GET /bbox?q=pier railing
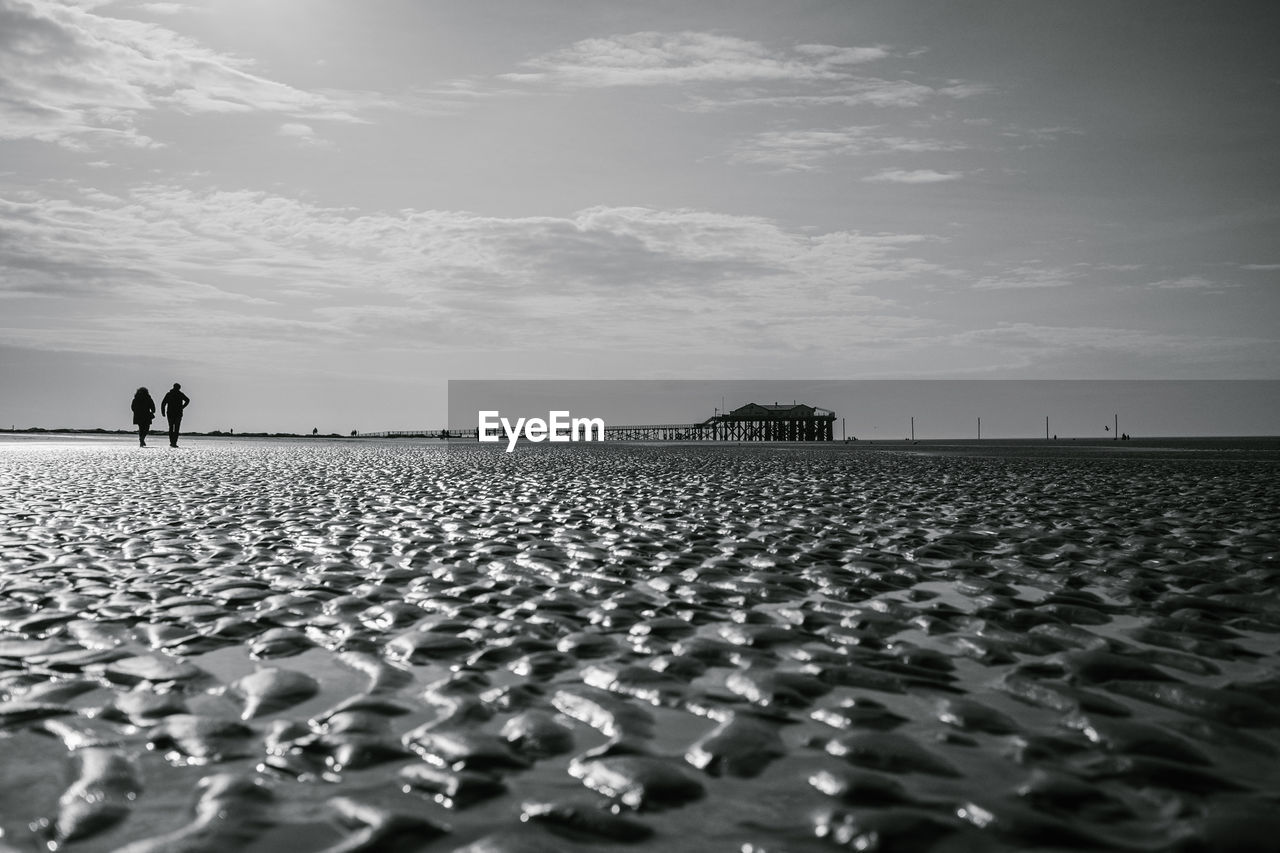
[603,412,834,441]
[357,429,480,439]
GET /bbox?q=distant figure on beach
[131,387,155,447]
[161,383,190,448]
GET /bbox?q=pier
[361,402,837,443]
[358,429,479,439]
[605,402,836,442]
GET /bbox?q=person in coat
[161,383,190,448]
[131,387,155,447]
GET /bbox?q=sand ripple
[0,439,1278,851]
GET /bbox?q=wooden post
[978,417,981,440]
[910,417,915,441]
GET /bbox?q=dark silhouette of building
[604,402,836,442]
[715,402,836,441]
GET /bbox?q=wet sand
[1,436,1278,852]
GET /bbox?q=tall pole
[978,417,981,440]
[910,417,915,441]
[842,418,846,441]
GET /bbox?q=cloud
[949,322,1277,374]
[277,122,333,149]
[728,126,968,171]
[5,184,1271,380]
[0,183,946,365]
[938,82,993,99]
[0,0,374,148]
[971,265,1081,290]
[686,80,943,111]
[1000,125,1082,143]
[501,32,889,88]
[864,168,964,184]
[1146,275,1236,291]
[497,31,988,116]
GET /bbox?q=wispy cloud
[0,183,946,363]
[1146,275,1237,291]
[999,125,1084,146]
[497,31,988,116]
[689,80,990,112]
[501,32,889,88]
[5,183,1271,379]
[864,168,964,184]
[950,322,1277,374]
[277,122,334,149]
[972,264,1080,290]
[728,126,968,172]
[0,0,377,149]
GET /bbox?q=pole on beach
[910,417,915,441]
[842,418,846,441]
[978,417,981,440]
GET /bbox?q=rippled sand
[1,437,1278,852]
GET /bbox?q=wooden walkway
[603,415,833,441]
[358,429,479,439]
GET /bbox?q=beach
[1,436,1278,852]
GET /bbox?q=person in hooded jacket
[131,387,155,447]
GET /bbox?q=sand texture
[1,437,1278,852]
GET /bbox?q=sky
[1,0,1278,433]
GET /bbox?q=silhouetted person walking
[131,387,155,447]
[161,383,190,447]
